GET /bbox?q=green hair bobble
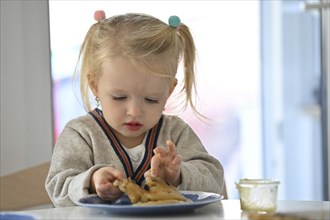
[168,15,181,28]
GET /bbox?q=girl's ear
[169,78,178,95]
[88,73,98,96]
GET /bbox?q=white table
[2,200,330,219]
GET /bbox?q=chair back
[0,162,53,211]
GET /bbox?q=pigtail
[176,24,206,119]
[178,24,196,106]
[74,24,95,111]
[74,12,105,112]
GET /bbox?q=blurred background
[1,0,329,201]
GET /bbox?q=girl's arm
[45,123,111,207]
[167,117,225,194]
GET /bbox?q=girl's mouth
[125,122,142,131]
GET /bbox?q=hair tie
[168,15,181,28]
[94,10,106,22]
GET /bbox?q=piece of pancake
[114,176,189,205]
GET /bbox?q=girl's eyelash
[112,96,158,103]
[113,96,126,101]
[145,98,159,103]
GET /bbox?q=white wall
[0,0,53,175]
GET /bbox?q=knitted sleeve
[160,116,225,194]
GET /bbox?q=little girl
[46,10,224,207]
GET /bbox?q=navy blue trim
[89,109,133,178]
[89,109,164,185]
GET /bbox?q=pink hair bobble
[94,10,106,22]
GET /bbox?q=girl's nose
[127,101,143,117]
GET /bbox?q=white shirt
[123,139,146,172]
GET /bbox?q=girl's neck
[114,130,146,148]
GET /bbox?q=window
[261,0,327,200]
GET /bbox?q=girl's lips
[125,122,142,131]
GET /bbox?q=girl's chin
[121,130,146,138]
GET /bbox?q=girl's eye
[145,98,159,104]
[113,96,126,101]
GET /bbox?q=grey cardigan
[45,109,224,207]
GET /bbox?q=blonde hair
[75,13,200,117]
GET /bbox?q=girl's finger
[166,140,175,152]
[150,154,161,176]
[144,170,151,178]
[109,167,126,177]
[172,154,183,165]
[166,140,176,157]
[153,146,167,156]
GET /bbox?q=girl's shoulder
[160,115,202,146]
[161,114,190,130]
[64,112,98,131]
[55,113,100,144]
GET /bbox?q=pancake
[114,176,189,205]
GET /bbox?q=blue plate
[77,191,223,215]
[0,213,36,220]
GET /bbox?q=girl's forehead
[100,58,172,89]
[101,58,148,77]
[101,57,172,79]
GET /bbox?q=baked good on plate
[114,176,189,205]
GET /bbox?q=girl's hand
[144,140,182,186]
[90,166,126,201]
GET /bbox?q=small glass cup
[235,178,280,214]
